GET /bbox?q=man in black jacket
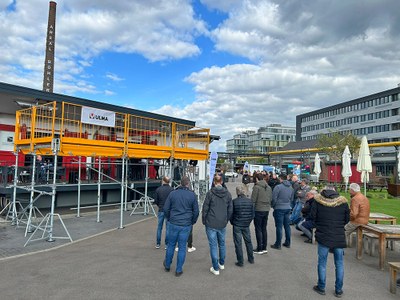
[231,185,255,267]
[203,174,233,275]
[311,186,350,298]
[154,176,173,249]
[296,190,317,243]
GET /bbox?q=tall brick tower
[43,1,57,92]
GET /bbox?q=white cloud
[104,90,115,96]
[0,0,207,94]
[2,0,400,154]
[106,73,124,82]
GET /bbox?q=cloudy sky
[1,0,400,152]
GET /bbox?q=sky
[1,0,400,152]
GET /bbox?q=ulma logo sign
[89,113,109,121]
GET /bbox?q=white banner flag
[209,151,218,188]
[81,106,116,127]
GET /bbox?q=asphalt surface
[0,179,399,299]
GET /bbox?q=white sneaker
[218,263,225,270]
[262,250,268,254]
[210,267,220,275]
[188,246,196,253]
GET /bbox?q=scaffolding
[11,101,210,245]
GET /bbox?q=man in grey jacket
[251,173,272,254]
[203,174,233,275]
[271,174,294,250]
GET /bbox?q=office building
[226,124,296,154]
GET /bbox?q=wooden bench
[389,262,400,294]
[367,179,388,192]
[362,232,395,256]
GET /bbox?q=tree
[316,131,361,183]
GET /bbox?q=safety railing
[14,101,210,160]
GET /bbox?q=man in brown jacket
[344,183,370,246]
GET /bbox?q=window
[361,115,366,122]
[392,123,400,130]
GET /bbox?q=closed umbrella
[357,136,372,195]
[397,150,400,181]
[341,145,352,192]
[313,153,321,182]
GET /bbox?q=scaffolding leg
[24,213,72,247]
[129,196,156,216]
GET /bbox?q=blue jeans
[233,225,254,264]
[317,243,344,293]
[289,201,303,224]
[205,226,226,270]
[254,211,269,251]
[272,209,291,246]
[164,223,191,273]
[297,219,314,240]
[156,211,168,246]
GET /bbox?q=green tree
[316,131,361,184]
[316,131,360,162]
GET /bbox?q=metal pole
[124,158,128,211]
[12,151,19,225]
[119,156,125,229]
[97,157,101,223]
[47,147,58,242]
[77,156,81,217]
[144,159,149,214]
[26,153,37,234]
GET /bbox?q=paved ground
[0,179,399,299]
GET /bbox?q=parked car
[225,170,238,178]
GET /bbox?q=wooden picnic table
[356,223,400,270]
[369,212,397,225]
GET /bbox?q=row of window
[302,109,395,132]
[301,93,399,123]
[302,124,395,141]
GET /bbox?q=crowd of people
[153,170,371,298]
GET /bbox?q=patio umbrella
[397,150,400,181]
[341,145,352,192]
[357,136,372,195]
[313,153,321,182]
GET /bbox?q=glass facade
[226,125,295,154]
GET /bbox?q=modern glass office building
[226,124,296,154]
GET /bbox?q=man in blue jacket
[271,174,294,250]
[163,176,199,277]
[231,185,255,267]
[203,174,233,275]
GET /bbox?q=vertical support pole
[119,156,125,229]
[12,151,19,225]
[96,157,101,223]
[144,159,149,215]
[26,152,37,234]
[124,158,128,211]
[169,157,174,182]
[47,144,58,242]
[77,156,81,217]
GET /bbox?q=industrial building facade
[295,86,400,178]
[296,86,400,144]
